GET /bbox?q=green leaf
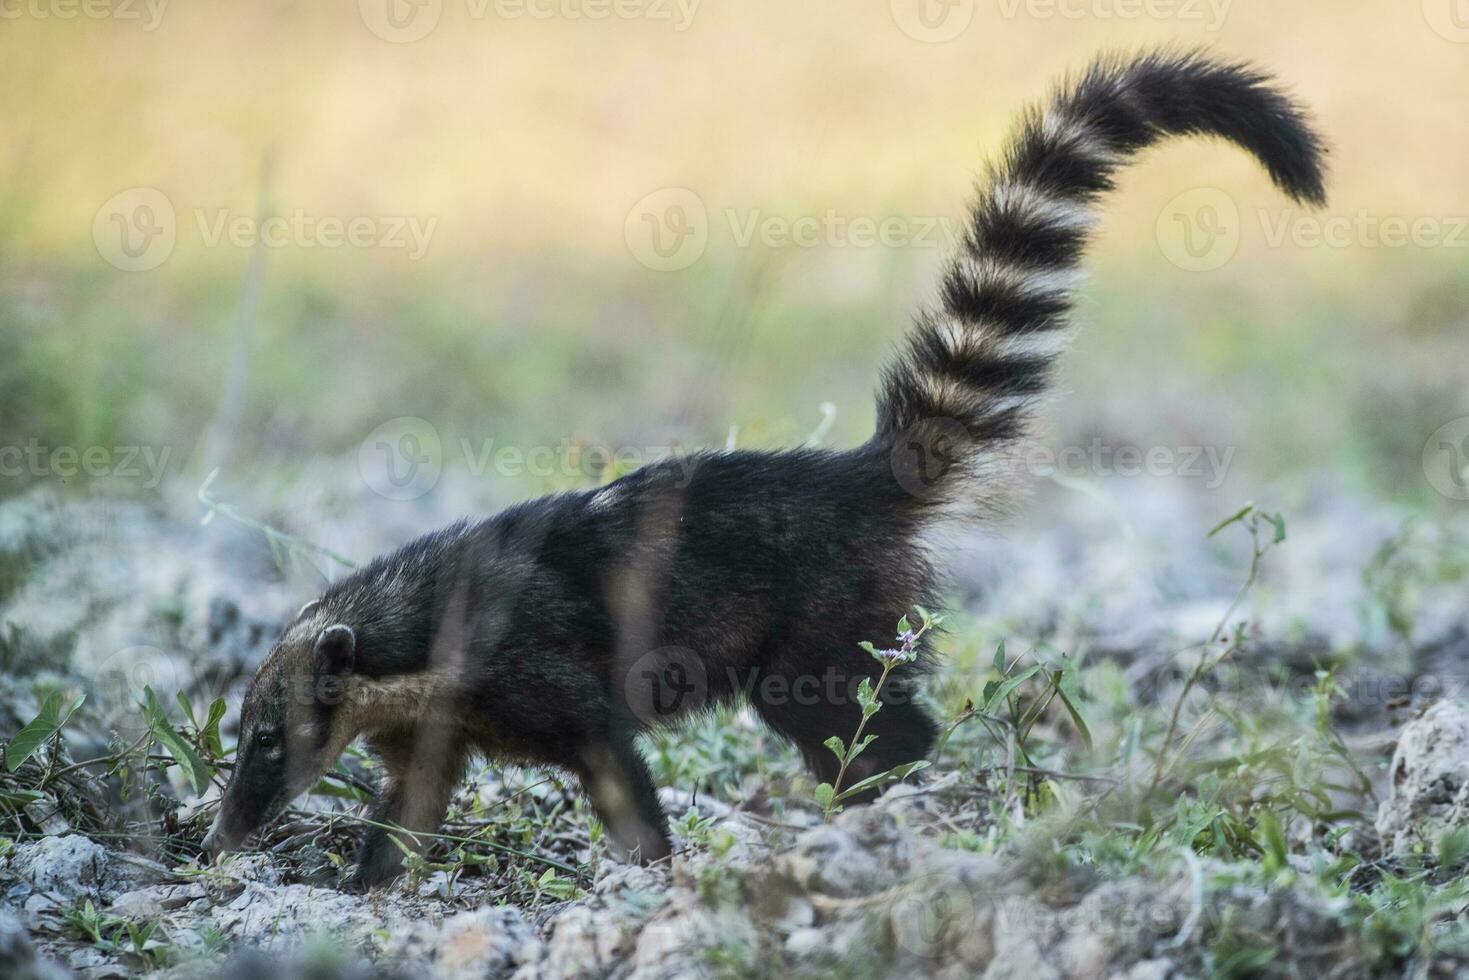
[309,777,365,800]
[982,664,1042,714]
[896,614,911,635]
[823,736,846,765]
[140,688,212,795]
[834,760,929,803]
[0,788,46,807]
[991,641,1007,674]
[814,782,835,810]
[1172,807,1220,850]
[1207,503,1254,538]
[1258,808,1288,874]
[175,692,198,729]
[536,869,580,901]
[1269,512,1288,544]
[203,698,227,758]
[6,691,86,772]
[846,734,877,765]
[1053,665,1093,751]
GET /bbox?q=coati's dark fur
[204,49,1326,887]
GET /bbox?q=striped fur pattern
[877,50,1325,520]
[205,49,1327,888]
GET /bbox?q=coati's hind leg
[751,672,937,801]
[576,725,671,864]
[348,726,468,890]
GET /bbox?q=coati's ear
[297,599,323,620]
[312,625,356,676]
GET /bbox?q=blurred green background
[1,0,1466,516]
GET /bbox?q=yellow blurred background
[2,0,1466,511]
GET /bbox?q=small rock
[783,927,825,958]
[1116,959,1175,980]
[7,836,113,902]
[779,822,894,898]
[541,905,626,977]
[1377,700,1469,853]
[107,889,164,919]
[108,883,206,919]
[214,852,282,886]
[405,907,542,979]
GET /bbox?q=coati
[202,49,1326,888]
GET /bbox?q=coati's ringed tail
[876,49,1325,514]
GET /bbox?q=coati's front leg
[348,726,468,890]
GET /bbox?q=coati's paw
[343,849,404,891]
[630,834,674,866]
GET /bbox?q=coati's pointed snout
[201,798,248,860]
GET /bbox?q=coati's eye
[256,730,278,748]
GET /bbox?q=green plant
[1147,504,1287,798]
[814,608,936,819]
[63,900,172,970]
